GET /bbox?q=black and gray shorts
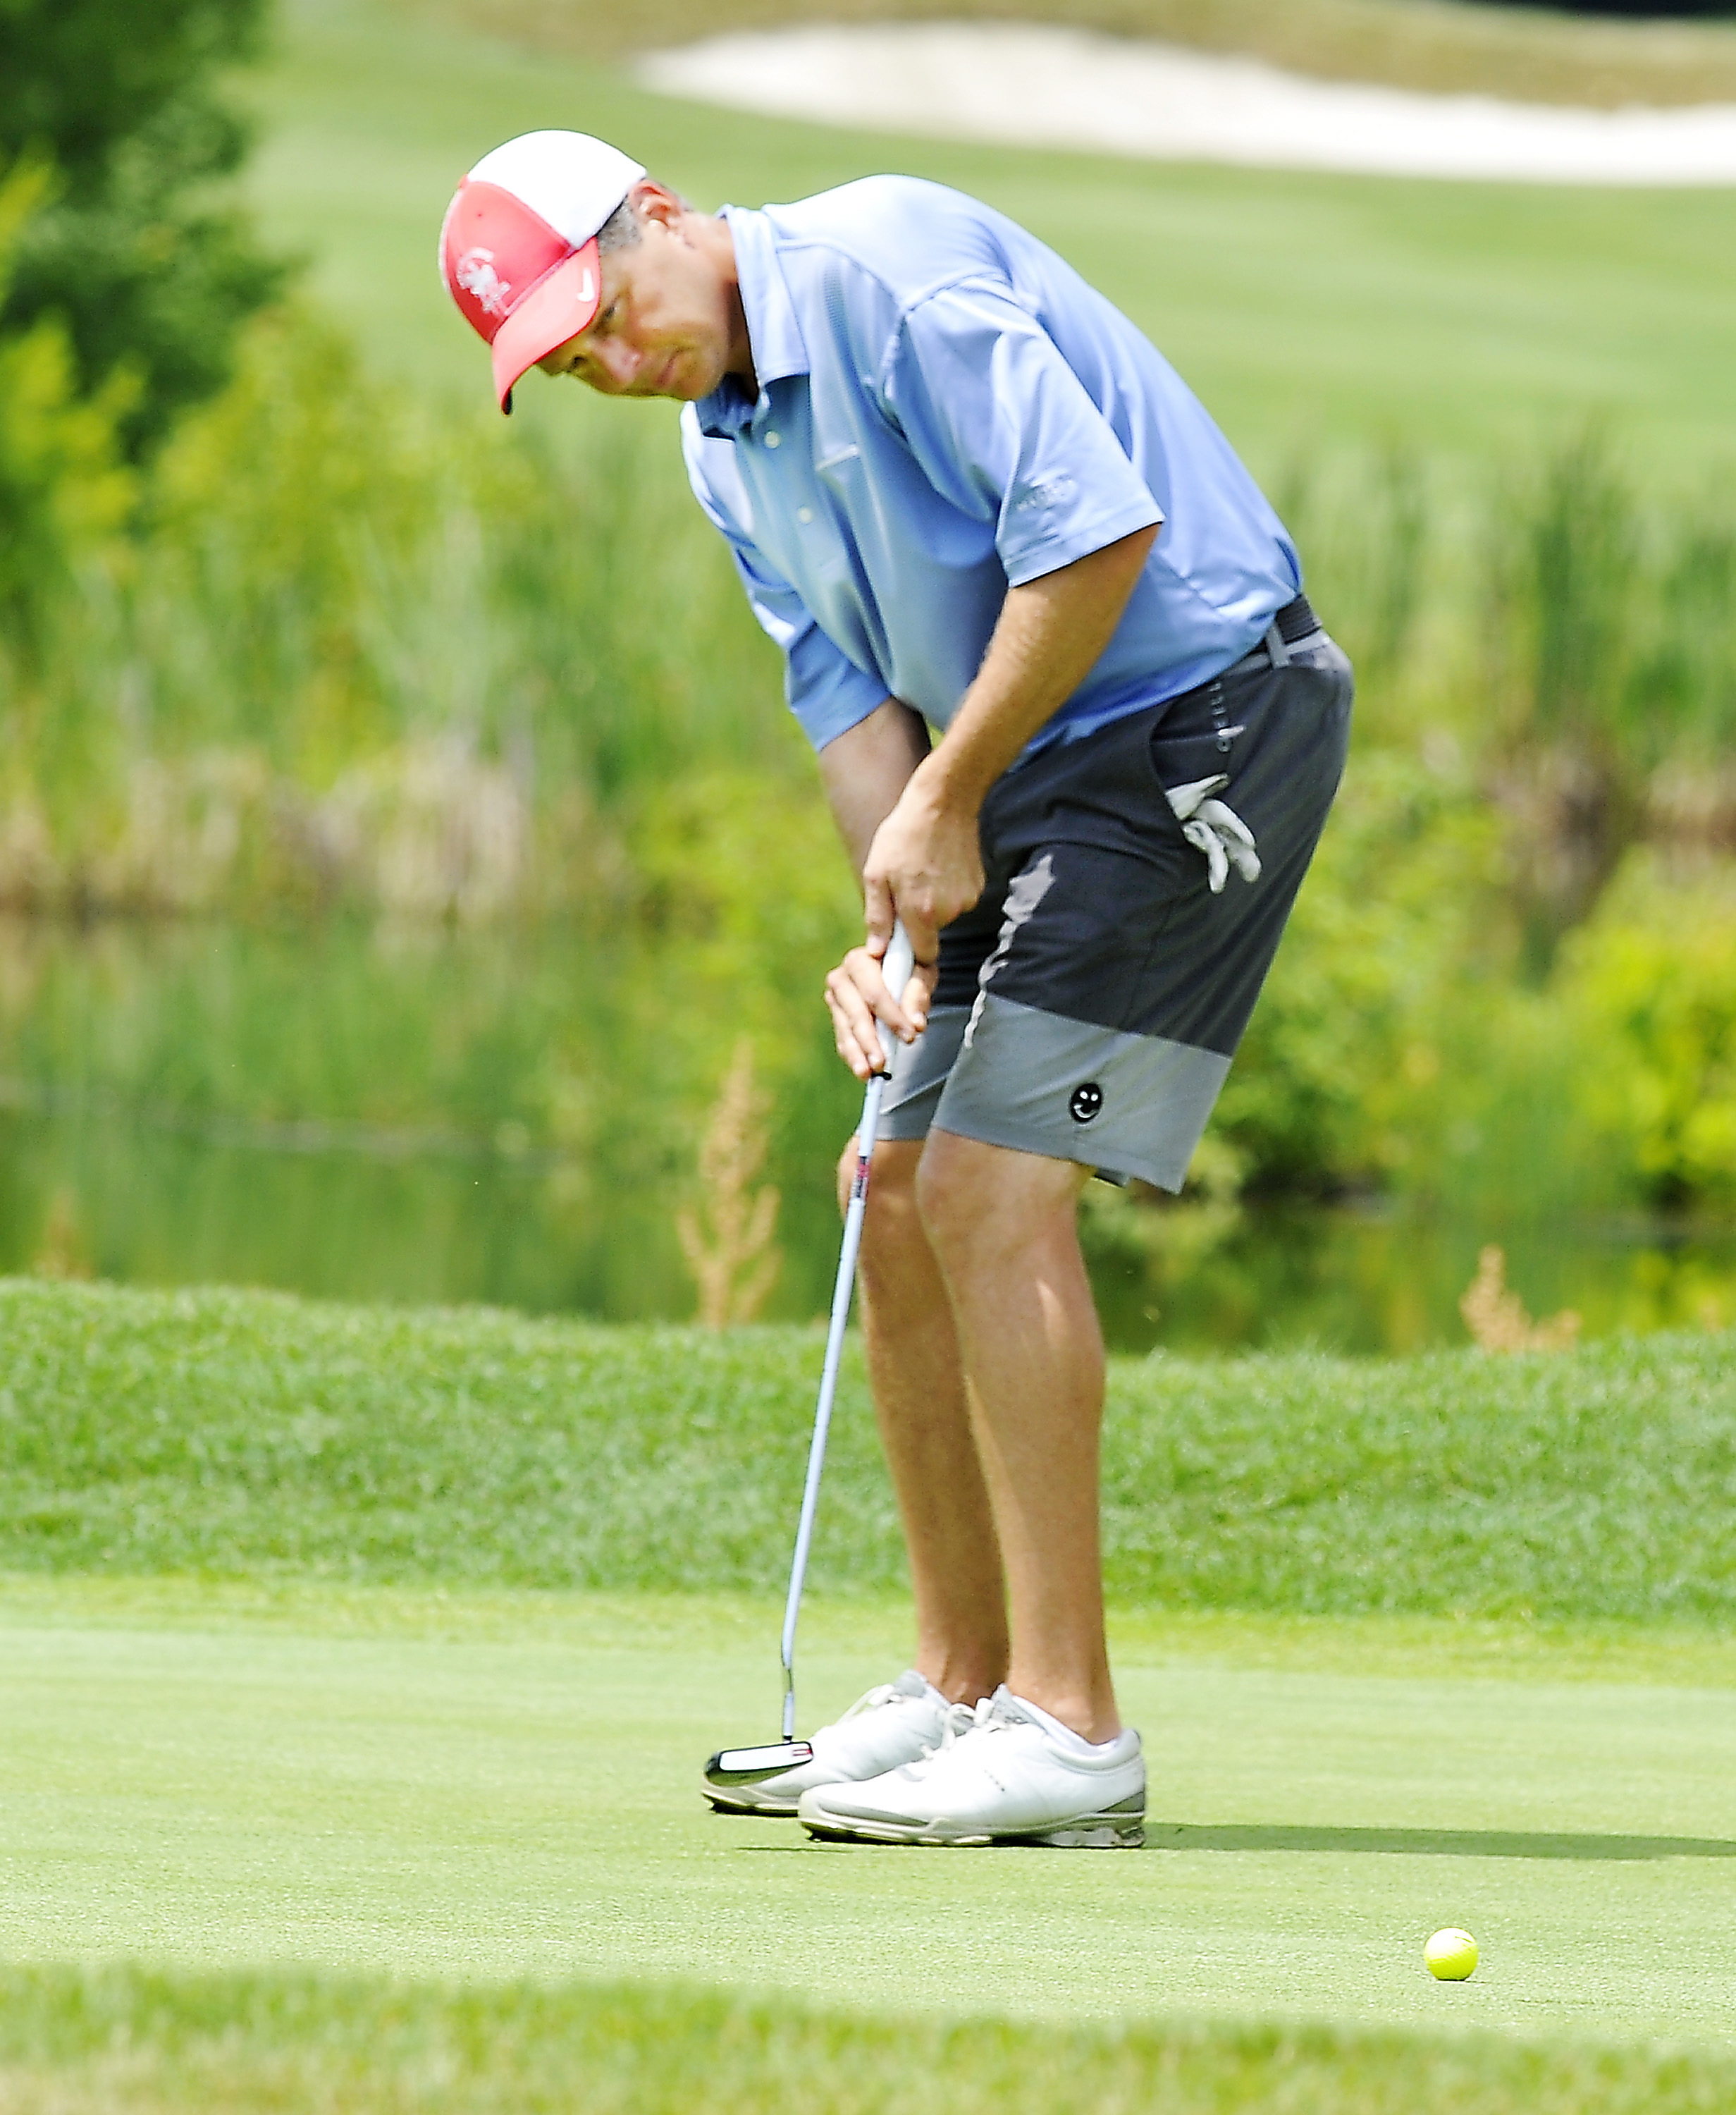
[881,602,1353,1191]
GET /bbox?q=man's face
[538,196,739,401]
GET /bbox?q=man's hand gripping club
[824,741,981,1081]
[822,523,1159,1078]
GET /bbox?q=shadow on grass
[1145,1822,1736,1860]
[734,1823,1736,1858]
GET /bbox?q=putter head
[704,1739,815,1788]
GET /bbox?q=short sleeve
[682,410,891,751]
[885,281,1163,587]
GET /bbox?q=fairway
[247,0,1736,482]
[6,1578,1736,2044]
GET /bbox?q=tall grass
[5,302,1736,1224]
[0,309,808,920]
[8,305,1736,933]
[1279,429,1736,945]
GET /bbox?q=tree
[0,163,134,665]
[0,0,285,458]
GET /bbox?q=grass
[426,0,1736,107]
[6,1280,1736,2098]
[4,1576,1736,2045]
[7,1963,1736,2114]
[245,0,1736,481]
[3,1277,1735,1619]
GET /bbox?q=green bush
[1558,860,1736,1209]
[1211,746,1505,1196]
[1219,838,1736,1220]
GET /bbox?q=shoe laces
[836,1681,904,1722]
[909,1694,1005,1770]
[835,1669,936,1724]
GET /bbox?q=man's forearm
[819,698,932,875]
[923,523,1157,814]
[858,524,1157,960]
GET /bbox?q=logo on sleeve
[1069,1082,1104,1124]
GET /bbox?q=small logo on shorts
[1069,1082,1104,1124]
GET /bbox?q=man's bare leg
[913,1129,1119,1745]
[847,1137,1009,1706]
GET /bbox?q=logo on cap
[1069,1083,1104,1124]
[455,248,511,316]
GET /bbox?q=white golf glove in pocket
[1164,775,1262,893]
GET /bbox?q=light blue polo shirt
[682,176,1300,758]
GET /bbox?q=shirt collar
[694,206,809,441]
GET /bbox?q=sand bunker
[637,21,1736,185]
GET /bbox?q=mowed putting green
[5,1578,1736,2046]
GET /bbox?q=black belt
[1225,591,1324,677]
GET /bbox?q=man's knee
[915,1129,1084,1273]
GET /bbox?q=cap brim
[488,238,604,411]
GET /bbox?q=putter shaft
[778,925,915,1742]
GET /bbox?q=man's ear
[632,181,677,231]
[632,179,692,240]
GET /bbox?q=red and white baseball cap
[439,130,646,412]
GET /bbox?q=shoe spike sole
[801,1817,1145,1849]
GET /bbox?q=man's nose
[593,336,639,388]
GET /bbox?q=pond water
[2,920,1731,1354]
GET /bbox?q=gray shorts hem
[941,993,1229,1193]
[873,993,1230,1194]
[923,1115,1166,1194]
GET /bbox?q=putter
[704,921,918,1794]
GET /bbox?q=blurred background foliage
[0,0,283,458]
[1,0,1735,1345]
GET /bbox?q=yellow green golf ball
[1424,1927,1479,1980]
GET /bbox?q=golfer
[441,131,1351,1847]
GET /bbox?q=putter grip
[878,921,916,1074]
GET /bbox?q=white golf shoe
[796,1686,1145,1847]
[703,1669,966,1816]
